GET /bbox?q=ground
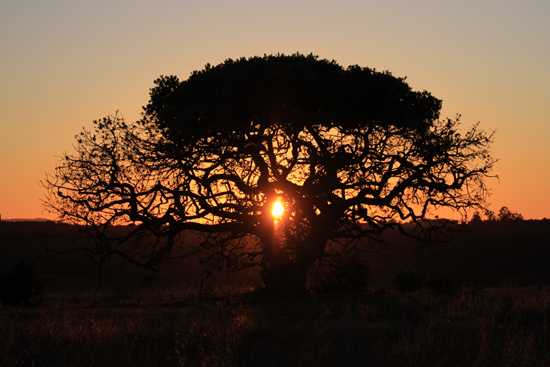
[3,287,550,367]
[2,220,550,365]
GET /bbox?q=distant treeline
[1,218,549,295]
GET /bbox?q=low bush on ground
[0,260,43,306]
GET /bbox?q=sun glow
[271,199,285,219]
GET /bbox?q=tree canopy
[145,54,440,139]
[45,54,494,293]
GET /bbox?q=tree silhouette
[497,206,523,222]
[45,54,494,294]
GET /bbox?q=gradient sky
[1,0,549,219]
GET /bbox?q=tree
[45,54,494,294]
[497,206,523,222]
[469,211,483,224]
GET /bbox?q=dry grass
[2,287,550,366]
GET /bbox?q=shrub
[426,277,462,296]
[309,255,369,293]
[0,260,43,306]
[394,271,425,292]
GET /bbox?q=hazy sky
[1,0,549,219]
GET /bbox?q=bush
[426,277,462,296]
[0,260,43,306]
[394,271,425,292]
[309,255,369,293]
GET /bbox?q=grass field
[2,220,550,366]
[3,287,550,367]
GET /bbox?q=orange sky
[1,0,549,219]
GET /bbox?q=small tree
[45,54,494,294]
[484,208,497,222]
[498,206,523,222]
[469,211,483,224]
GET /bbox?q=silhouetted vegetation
[0,260,42,306]
[497,206,524,222]
[3,288,550,366]
[2,218,550,365]
[309,250,369,293]
[2,219,550,295]
[425,277,462,296]
[471,206,524,224]
[393,272,462,296]
[18,52,550,365]
[394,271,425,292]
[45,54,494,294]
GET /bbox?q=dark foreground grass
[3,288,550,367]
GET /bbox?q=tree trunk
[258,203,333,296]
[260,234,325,296]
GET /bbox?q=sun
[271,199,285,219]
